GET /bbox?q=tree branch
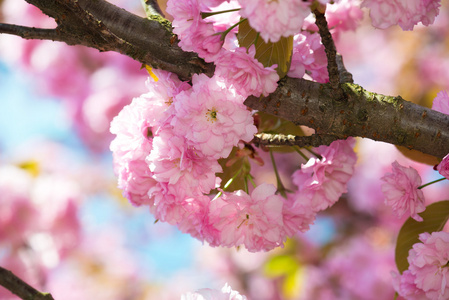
[0,266,55,300]
[1,0,448,158]
[0,23,64,41]
[245,78,449,159]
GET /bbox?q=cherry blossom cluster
[109,0,367,252]
[110,68,358,252]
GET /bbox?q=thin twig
[0,266,55,300]
[0,23,63,41]
[141,0,164,17]
[252,133,340,148]
[336,53,353,83]
[313,9,345,100]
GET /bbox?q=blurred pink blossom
[362,0,441,31]
[432,90,449,115]
[182,283,247,300]
[437,154,449,179]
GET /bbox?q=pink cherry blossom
[110,96,154,163]
[381,161,426,221]
[437,153,449,179]
[326,0,363,32]
[166,0,224,62]
[208,184,286,252]
[281,193,317,236]
[432,90,449,115]
[171,74,257,159]
[288,32,328,83]
[148,182,216,240]
[181,283,247,300]
[406,232,449,299]
[291,138,357,212]
[147,127,221,194]
[362,0,441,31]
[116,159,157,206]
[237,0,311,43]
[215,46,279,98]
[391,270,426,300]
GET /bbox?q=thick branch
[0,266,54,300]
[244,78,449,159]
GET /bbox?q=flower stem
[201,8,240,19]
[213,168,243,200]
[270,149,287,198]
[219,18,247,41]
[418,177,446,189]
[247,174,257,188]
[294,146,309,161]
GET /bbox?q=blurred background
[0,1,449,299]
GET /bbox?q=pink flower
[215,46,279,98]
[282,193,317,236]
[292,138,357,212]
[208,184,286,252]
[326,0,363,32]
[171,74,257,159]
[432,90,449,115]
[391,270,426,300]
[181,283,247,300]
[381,161,426,221]
[437,153,449,179]
[288,32,328,83]
[148,182,215,240]
[110,96,154,163]
[238,0,310,43]
[362,0,441,31]
[116,159,156,206]
[404,232,449,299]
[147,127,221,194]
[167,0,224,62]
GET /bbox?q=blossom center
[206,107,218,123]
[165,97,173,106]
[237,214,250,229]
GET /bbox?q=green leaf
[395,200,449,273]
[216,147,251,192]
[237,19,293,79]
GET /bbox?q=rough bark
[0,0,448,158]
